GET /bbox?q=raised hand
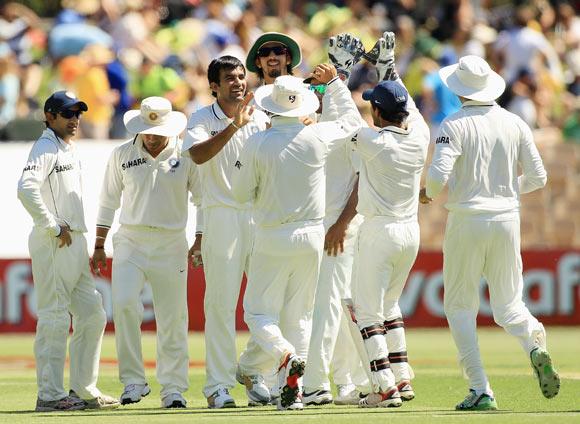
[328,33,365,81]
[376,31,398,81]
[233,92,255,128]
[311,63,338,84]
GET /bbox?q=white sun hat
[123,97,187,136]
[254,75,319,117]
[439,55,506,102]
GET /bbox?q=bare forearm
[189,124,239,164]
[336,178,359,226]
[95,227,110,248]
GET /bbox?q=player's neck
[217,98,241,119]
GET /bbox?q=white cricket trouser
[352,217,419,391]
[238,220,324,375]
[112,225,189,398]
[29,228,106,401]
[443,213,545,394]
[303,215,368,392]
[202,207,253,397]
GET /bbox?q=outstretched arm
[187,93,255,164]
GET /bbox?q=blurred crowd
[0,0,578,141]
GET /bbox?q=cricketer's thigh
[202,206,253,396]
[112,226,189,396]
[304,215,362,391]
[30,229,105,401]
[241,221,324,371]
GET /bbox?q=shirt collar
[212,102,228,120]
[461,100,496,108]
[136,134,177,158]
[379,125,410,135]
[270,116,301,127]
[44,128,70,149]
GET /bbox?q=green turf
[0,328,579,423]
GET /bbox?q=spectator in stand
[76,44,118,139]
[134,57,188,111]
[110,0,166,64]
[422,55,462,136]
[106,56,133,139]
[0,52,20,133]
[493,4,563,85]
[502,68,538,129]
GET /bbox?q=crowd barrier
[0,249,578,332]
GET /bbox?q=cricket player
[91,96,199,408]
[422,55,559,410]
[340,32,429,408]
[246,32,302,84]
[230,65,362,411]
[17,91,119,411]
[183,56,270,408]
[241,32,310,404]
[302,35,370,406]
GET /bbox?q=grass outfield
[0,327,578,423]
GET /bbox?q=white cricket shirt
[97,135,200,230]
[184,101,269,210]
[426,100,547,216]
[18,128,87,235]
[231,78,362,227]
[320,88,360,220]
[353,84,430,220]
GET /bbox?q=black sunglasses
[58,109,83,119]
[257,46,288,57]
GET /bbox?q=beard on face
[267,69,282,78]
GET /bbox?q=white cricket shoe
[359,386,402,408]
[396,380,415,401]
[161,392,187,408]
[278,353,305,409]
[120,383,151,405]
[302,389,333,406]
[277,397,304,411]
[207,387,236,409]
[236,366,271,406]
[334,384,362,405]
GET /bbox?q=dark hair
[207,56,245,98]
[373,105,409,125]
[255,63,293,80]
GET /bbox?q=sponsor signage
[0,251,578,332]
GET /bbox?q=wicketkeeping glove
[375,31,399,81]
[328,33,365,81]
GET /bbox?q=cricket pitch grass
[0,327,578,423]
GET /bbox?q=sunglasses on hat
[308,84,327,95]
[257,46,288,57]
[58,109,83,119]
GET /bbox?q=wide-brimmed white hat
[439,55,506,102]
[123,97,187,136]
[254,75,319,117]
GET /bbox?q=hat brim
[254,83,319,117]
[62,100,88,112]
[123,110,187,136]
[246,32,302,73]
[439,63,506,102]
[362,89,373,101]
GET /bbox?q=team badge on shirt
[169,158,179,172]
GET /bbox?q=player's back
[252,120,328,227]
[441,102,528,214]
